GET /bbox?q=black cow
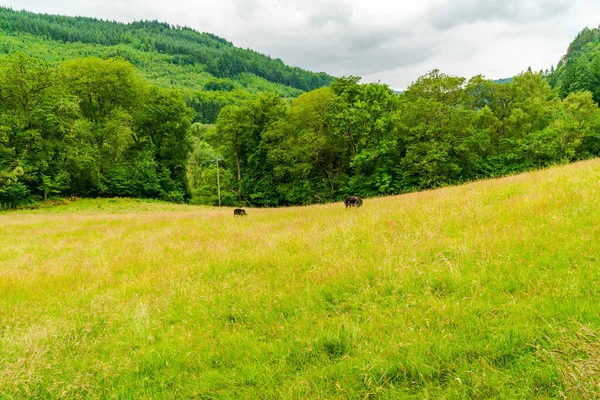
[344,196,363,208]
[234,208,247,217]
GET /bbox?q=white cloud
[4,0,600,89]
[425,0,572,30]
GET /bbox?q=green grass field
[2,160,600,399]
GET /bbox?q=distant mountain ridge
[0,7,335,95]
[547,26,600,103]
[492,77,513,85]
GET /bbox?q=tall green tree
[134,86,194,201]
[262,87,348,204]
[213,93,286,205]
[0,53,80,200]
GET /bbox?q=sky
[4,0,600,90]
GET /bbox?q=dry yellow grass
[2,160,600,398]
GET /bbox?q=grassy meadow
[2,160,600,398]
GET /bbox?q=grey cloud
[345,27,413,52]
[250,25,441,76]
[322,41,441,76]
[232,0,355,29]
[5,0,600,90]
[427,0,573,30]
[231,0,268,20]
[220,0,434,76]
[306,1,353,28]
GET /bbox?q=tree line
[5,25,600,209]
[189,71,600,206]
[0,54,193,207]
[0,8,322,126]
[548,26,600,104]
[0,7,334,93]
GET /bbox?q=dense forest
[0,7,334,125]
[0,7,334,92]
[189,70,600,206]
[0,55,193,207]
[185,26,600,207]
[3,9,600,209]
[548,26,600,103]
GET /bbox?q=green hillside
[2,159,600,398]
[5,10,600,211]
[492,77,513,84]
[0,7,334,99]
[190,70,600,207]
[548,26,600,102]
[0,8,337,208]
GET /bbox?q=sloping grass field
[2,160,600,398]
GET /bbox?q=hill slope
[0,7,334,96]
[548,26,600,102]
[2,159,600,398]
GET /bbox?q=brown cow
[234,208,247,217]
[344,196,363,208]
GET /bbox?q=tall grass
[2,161,600,398]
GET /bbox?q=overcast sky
[4,0,600,89]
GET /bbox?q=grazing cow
[344,196,363,208]
[234,208,247,217]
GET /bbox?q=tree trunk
[235,148,242,202]
[347,127,357,156]
[216,159,221,207]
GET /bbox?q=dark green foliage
[191,71,600,207]
[0,7,332,128]
[0,167,30,208]
[4,13,600,210]
[565,27,600,61]
[204,79,235,92]
[0,7,334,93]
[548,26,600,103]
[493,77,514,85]
[186,90,252,124]
[0,54,193,206]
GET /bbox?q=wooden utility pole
[215,159,221,207]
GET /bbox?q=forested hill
[548,26,600,102]
[0,7,334,94]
